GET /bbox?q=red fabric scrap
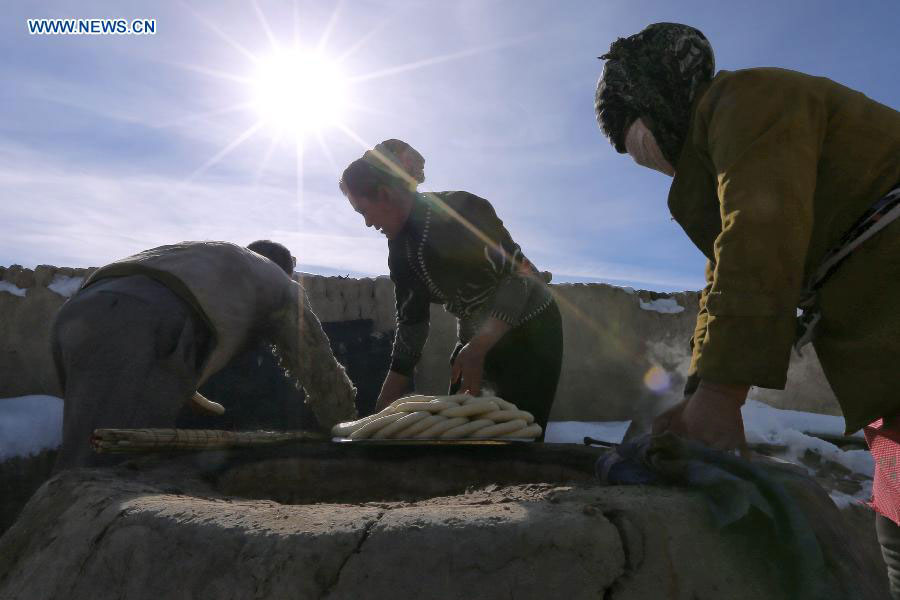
[865,417,900,526]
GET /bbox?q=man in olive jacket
[52,240,357,470]
[595,22,900,593]
[596,22,899,445]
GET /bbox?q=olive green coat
[668,68,900,432]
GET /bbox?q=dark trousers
[449,302,563,436]
[877,514,900,599]
[52,275,210,470]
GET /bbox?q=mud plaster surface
[0,444,823,600]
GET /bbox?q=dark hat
[595,23,715,165]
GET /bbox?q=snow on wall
[0,282,26,297]
[47,275,84,298]
[639,297,685,314]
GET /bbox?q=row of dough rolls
[332,394,542,440]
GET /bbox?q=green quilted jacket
[668,68,900,432]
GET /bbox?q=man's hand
[450,317,511,396]
[451,341,488,396]
[375,371,411,413]
[653,380,750,451]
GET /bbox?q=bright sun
[251,48,348,137]
[181,5,499,184]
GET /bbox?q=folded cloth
[595,433,886,600]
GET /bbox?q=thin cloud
[0,144,384,272]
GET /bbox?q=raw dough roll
[502,423,543,439]
[443,393,474,403]
[334,393,536,441]
[332,413,383,437]
[393,414,446,438]
[373,411,431,439]
[349,411,407,440]
[492,398,518,412]
[440,419,496,439]
[481,410,534,424]
[469,419,527,438]
[387,394,431,409]
[415,417,469,439]
[394,400,458,413]
[439,401,499,418]
[460,395,501,406]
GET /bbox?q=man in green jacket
[595,22,900,594]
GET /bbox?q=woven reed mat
[91,428,327,453]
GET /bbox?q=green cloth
[668,67,900,432]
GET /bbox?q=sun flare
[251,48,348,137]
[178,4,511,186]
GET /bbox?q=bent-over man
[52,240,357,470]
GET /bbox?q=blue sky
[2,0,897,291]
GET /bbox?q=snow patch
[639,297,684,314]
[743,398,873,480]
[0,281,27,297]
[755,424,873,476]
[545,420,630,445]
[830,487,873,509]
[0,395,63,460]
[743,398,860,438]
[48,275,84,298]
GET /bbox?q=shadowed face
[624,118,675,177]
[347,189,409,240]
